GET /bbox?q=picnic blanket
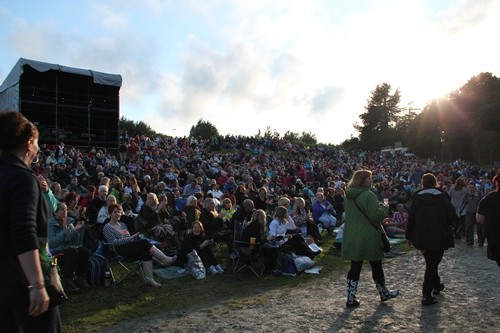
[154,266,188,279]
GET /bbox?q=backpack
[87,253,108,287]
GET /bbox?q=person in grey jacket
[406,173,456,306]
[460,182,484,246]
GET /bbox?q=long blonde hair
[248,209,267,235]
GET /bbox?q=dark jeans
[115,239,153,261]
[52,247,90,279]
[422,250,444,296]
[347,260,384,281]
[306,222,322,242]
[196,245,218,267]
[0,284,62,333]
[465,213,485,245]
[487,241,500,268]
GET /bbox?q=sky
[1,0,499,144]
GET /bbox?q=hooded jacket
[341,187,388,261]
[406,188,456,251]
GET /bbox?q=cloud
[436,0,496,35]
[311,87,344,115]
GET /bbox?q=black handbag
[352,198,391,253]
[41,258,68,308]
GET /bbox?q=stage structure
[0,58,122,148]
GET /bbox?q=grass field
[60,237,411,332]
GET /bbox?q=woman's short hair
[347,170,372,189]
[221,198,232,207]
[147,192,159,205]
[421,173,437,189]
[65,192,79,205]
[0,111,39,152]
[108,203,122,214]
[294,197,305,207]
[186,195,198,206]
[277,196,290,207]
[55,202,67,213]
[106,194,117,205]
[203,197,215,209]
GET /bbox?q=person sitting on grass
[175,221,224,275]
[383,204,408,237]
[312,191,337,236]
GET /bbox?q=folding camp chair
[98,241,144,285]
[96,222,144,285]
[231,220,263,277]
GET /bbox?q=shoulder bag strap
[351,197,381,233]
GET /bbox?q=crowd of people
[2,112,500,332]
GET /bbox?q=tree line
[345,72,500,163]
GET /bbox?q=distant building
[0,58,122,148]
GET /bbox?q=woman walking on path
[341,170,398,308]
[406,173,456,305]
[476,170,500,268]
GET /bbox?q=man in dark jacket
[476,170,500,268]
[406,173,456,306]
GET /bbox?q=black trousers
[52,247,89,279]
[0,284,62,333]
[487,241,500,268]
[422,250,444,295]
[115,239,153,261]
[347,260,384,281]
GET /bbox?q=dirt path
[101,240,499,333]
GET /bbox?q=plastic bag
[186,250,206,280]
[293,255,315,272]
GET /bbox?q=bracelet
[28,283,45,291]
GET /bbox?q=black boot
[432,283,445,296]
[346,279,360,308]
[375,278,399,302]
[422,283,438,305]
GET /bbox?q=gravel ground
[101,239,500,333]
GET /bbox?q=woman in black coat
[406,173,456,306]
[0,111,62,332]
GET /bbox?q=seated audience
[199,198,223,240]
[48,202,90,293]
[268,206,320,259]
[103,204,177,288]
[290,197,323,245]
[383,204,408,237]
[176,221,224,275]
[312,191,337,235]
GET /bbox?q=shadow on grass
[61,238,411,332]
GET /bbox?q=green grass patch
[60,235,405,332]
